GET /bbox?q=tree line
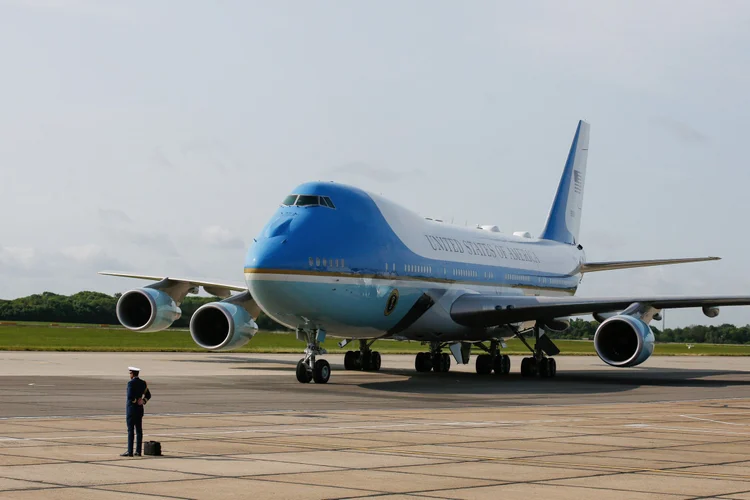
[0,291,290,331]
[1,292,749,344]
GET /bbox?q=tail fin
[540,120,590,245]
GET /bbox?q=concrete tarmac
[1,352,750,499]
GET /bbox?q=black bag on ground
[144,441,161,456]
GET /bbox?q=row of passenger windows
[305,258,522,282]
[506,273,532,282]
[309,257,345,268]
[282,194,336,209]
[403,264,432,274]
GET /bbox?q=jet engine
[190,301,258,351]
[593,315,655,367]
[116,288,182,332]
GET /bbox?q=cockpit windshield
[280,194,336,209]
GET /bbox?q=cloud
[323,162,424,183]
[6,0,138,22]
[650,117,709,144]
[201,226,245,249]
[152,147,176,170]
[97,208,132,225]
[0,247,36,268]
[0,244,131,281]
[151,139,241,173]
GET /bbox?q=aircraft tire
[415,352,430,372]
[441,353,451,373]
[476,354,492,374]
[312,359,331,384]
[539,358,550,378]
[344,351,355,370]
[370,351,382,371]
[296,360,312,383]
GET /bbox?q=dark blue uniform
[126,377,148,456]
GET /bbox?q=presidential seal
[384,289,399,316]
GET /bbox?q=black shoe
[120,452,133,457]
[134,452,141,456]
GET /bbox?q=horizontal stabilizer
[580,256,720,274]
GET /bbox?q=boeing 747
[102,121,750,384]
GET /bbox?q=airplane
[101,120,750,384]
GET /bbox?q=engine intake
[116,288,181,332]
[190,302,258,351]
[593,315,655,367]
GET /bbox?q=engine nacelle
[702,306,720,318]
[190,302,258,351]
[593,315,655,367]
[116,288,182,332]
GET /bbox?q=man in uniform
[121,366,150,457]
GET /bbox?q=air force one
[102,120,750,384]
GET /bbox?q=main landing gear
[516,325,558,378]
[474,340,511,375]
[295,329,330,384]
[415,342,452,373]
[344,340,382,372]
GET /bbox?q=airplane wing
[450,294,750,328]
[98,271,246,298]
[579,256,720,273]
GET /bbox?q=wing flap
[580,256,720,273]
[450,294,750,328]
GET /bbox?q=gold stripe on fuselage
[243,267,577,294]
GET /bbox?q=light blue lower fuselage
[244,182,584,341]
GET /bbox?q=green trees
[1,292,749,342]
[0,292,289,331]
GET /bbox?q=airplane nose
[246,236,285,271]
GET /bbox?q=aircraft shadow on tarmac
[172,356,750,396]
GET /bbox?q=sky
[1,0,749,328]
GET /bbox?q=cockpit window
[281,194,336,208]
[295,195,319,206]
[281,195,298,206]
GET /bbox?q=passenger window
[309,257,313,266]
[322,258,327,266]
[335,259,339,267]
[282,195,298,206]
[316,257,321,266]
[341,258,345,267]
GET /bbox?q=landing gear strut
[343,340,382,371]
[475,340,511,375]
[295,329,330,384]
[517,325,557,378]
[415,342,451,373]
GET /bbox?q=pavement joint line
[688,489,750,500]
[3,395,750,421]
[86,483,193,500]
[370,447,750,482]
[0,418,593,443]
[248,471,506,498]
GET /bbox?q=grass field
[1,323,749,355]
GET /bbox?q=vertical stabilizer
[540,120,590,245]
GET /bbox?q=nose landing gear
[295,329,330,384]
